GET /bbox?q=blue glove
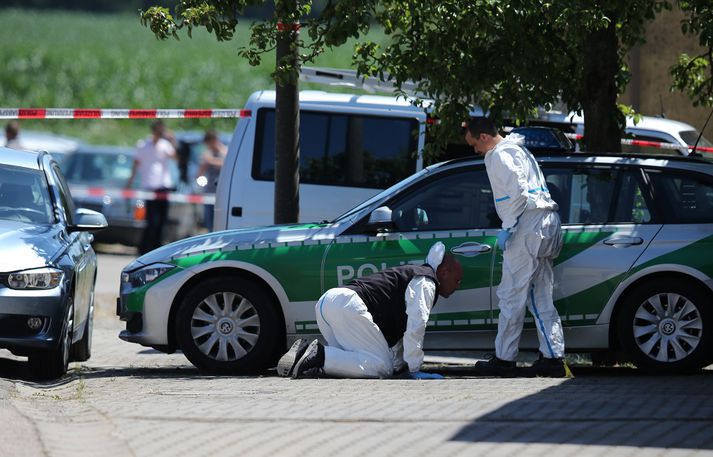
[408,371,444,380]
[496,229,511,251]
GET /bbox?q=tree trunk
[581,18,623,153]
[274,1,300,224]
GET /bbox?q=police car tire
[617,279,712,373]
[176,276,281,374]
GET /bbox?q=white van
[214,90,427,230]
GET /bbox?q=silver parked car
[0,147,107,380]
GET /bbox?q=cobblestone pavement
[1,253,712,457]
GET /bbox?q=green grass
[0,9,384,145]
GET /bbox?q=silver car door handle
[603,236,644,246]
[451,242,492,257]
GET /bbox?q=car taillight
[134,201,146,221]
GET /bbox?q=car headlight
[122,263,176,288]
[7,267,64,290]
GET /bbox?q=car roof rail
[437,151,713,169]
[299,66,424,96]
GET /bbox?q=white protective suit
[484,133,565,361]
[315,243,445,378]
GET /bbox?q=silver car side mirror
[69,208,108,232]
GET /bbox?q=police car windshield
[332,167,430,223]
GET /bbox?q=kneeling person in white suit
[277,242,463,379]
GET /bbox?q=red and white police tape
[4,107,711,152]
[0,108,251,119]
[564,133,713,153]
[69,185,215,205]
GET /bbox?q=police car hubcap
[633,292,702,363]
[190,292,261,362]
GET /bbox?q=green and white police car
[118,153,713,373]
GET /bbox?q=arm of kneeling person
[403,276,436,374]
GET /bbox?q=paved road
[1,252,712,457]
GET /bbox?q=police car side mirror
[366,206,394,233]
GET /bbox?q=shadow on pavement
[446,366,713,450]
[0,357,31,381]
[71,365,274,381]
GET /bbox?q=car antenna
[690,106,713,157]
[659,94,666,118]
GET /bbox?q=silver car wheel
[61,299,73,369]
[633,292,703,363]
[190,292,261,362]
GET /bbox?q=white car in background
[532,111,713,155]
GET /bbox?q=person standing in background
[196,130,227,231]
[127,120,177,255]
[4,121,24,150]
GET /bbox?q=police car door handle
[451,242,492,257]
[603,236,644,246]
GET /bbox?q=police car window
[253,109,418,188]
[543,167,617,224]
[390,169,499,231]
[648,171,713,223]
[612,171,651,224]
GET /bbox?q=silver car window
[0,165,53,224]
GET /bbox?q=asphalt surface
[1,249,712,457]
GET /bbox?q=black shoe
[276,338,310,377]
[473,356,517,377]
[525,354,568,378]
[292,339,325,379]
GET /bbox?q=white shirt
[135,137,176,190]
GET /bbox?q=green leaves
[671,53,713,107]
[674,0,713,107]
[140,7,179,40]
[138,0,712,156]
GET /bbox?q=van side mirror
[366,206,394,233]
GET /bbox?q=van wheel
[29,299,73,380]
[617,279,711,373]
[176,276,281,374]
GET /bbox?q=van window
[253,109,418,188]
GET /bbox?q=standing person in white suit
[277,242,463,379]
[464,117,569,378]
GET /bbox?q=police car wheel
[176,276,282,374]
[617,279,712,373]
